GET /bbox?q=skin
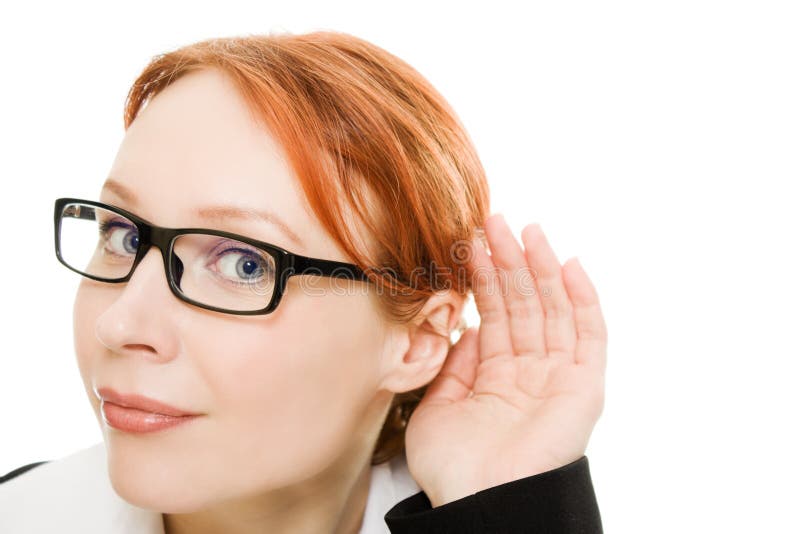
[73,68,463,534]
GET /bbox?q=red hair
[122,30,490,464]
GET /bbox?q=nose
[128,245,171,293]
[93,245,182,361]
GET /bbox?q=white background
[1,1,798,532]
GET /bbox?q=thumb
[421,327,480,405]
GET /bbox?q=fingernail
[472,236,484,254]
[472,227,487,249]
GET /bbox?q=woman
[0,30,607,533]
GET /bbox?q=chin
[104,443,214,513]
[106,459,213,513]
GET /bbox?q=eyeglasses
[53,197,373,315]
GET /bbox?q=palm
[404,216,607,507]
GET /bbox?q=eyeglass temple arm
[290,254,372,282]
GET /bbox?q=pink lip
[96,387,203,434]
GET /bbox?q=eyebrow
[101,178,304,247]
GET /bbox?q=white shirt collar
[0,442,421,533]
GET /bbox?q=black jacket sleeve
[384,455,602,533]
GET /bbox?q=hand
[403,214,608,507]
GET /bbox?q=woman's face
[73,69,397,511]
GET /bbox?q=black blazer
[1,454,602,532]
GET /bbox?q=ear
[377,289,467,394]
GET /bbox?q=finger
[521,224,576,363]
[422,327,481,405]
[483,214,546,357]
[562,257,608,373]
[468,232,515,362]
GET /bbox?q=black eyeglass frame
[53,197,373,315]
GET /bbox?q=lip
[96,387,202,417]
[96,387,203,434]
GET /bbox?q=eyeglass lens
[58,202,277,312]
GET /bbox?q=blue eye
[99,220,139,256]
[213,245,275,286]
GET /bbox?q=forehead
[104,69,328,256]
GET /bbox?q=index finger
[468,232,514,362]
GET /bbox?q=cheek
[194,288,386,483]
